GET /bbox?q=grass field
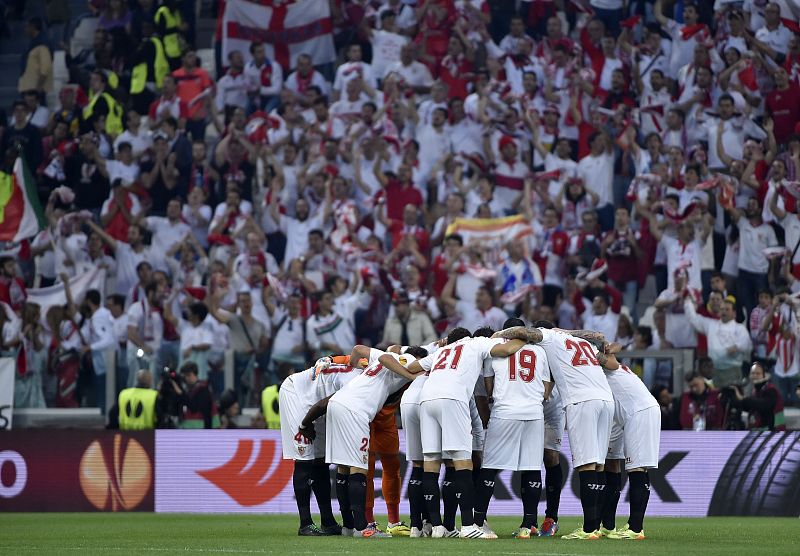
[2,514,800,555]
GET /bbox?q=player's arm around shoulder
[489,337,527,357]
[491,326,543,344]
[299,395,333,440]
[596,343,621,371]
[378,353,424,380]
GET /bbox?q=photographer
[170,362,220,429]
[726,363,786,431]
[156,366,181,428]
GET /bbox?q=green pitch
[2,513,799,555]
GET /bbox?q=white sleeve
[368,347,384,365]
[537,327,554,347]
[418,351,437,372]
[482,337,505,358]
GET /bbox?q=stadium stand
[1,0,799,431]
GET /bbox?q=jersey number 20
[565,339,599,367]
[508,349,536,382]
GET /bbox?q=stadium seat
[197,48,216,80]
[69,16,99,58]
[52,49,69,100]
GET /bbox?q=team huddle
[279,319,660,540]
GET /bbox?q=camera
[156,366,181,427]
[719,379,748,430]
[161,367,179,384]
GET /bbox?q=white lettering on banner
[0,358,14,430]
[0,451,27,498]
[154,430,742,516]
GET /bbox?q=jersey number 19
[508,349,536,382]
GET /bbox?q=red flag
[663,201,698,222]
[531,169,562,182]
[696,176,722,191]
[781,18,800,35]
[681,24,708,40]
[620,14,641,29]
[718,179,736,210]
[738,60,759,91]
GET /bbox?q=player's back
[332,351,415,421]
[604,364,658,417]
[291,363,361,407]
[420,336,502,405]
[488,343,550,420]
[536,328,612,405]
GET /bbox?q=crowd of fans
[1,0,799,431]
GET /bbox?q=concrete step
[0,86,20,112]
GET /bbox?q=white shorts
[565,399,614,468]
[543,395,564,452]
[400,402,423,462]
[325,399,371,469]
[279,382,325,460]
[420,398,472,461]
[470,397,485,452]
[607,405,661,470]
[482,417,544,471]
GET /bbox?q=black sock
[407,467,424,529]
[335,473,353,529]
[455,469,475,527]
[472,468,497,527]
[602,471,622,530]
[348,472,368,531]
[593,471,606,531]
[578,470,599,533]
[442,467,457,530]
[545,463,562,521]
[422,471,442,526]
[293,461,314,528]
[628,471,650,533]
[311,464,336,527]
[520,470,542,529]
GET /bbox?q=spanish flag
[0,157,45,242]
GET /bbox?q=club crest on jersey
[399,356,408,365]
[297,445,306,456]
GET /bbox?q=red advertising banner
[0,430,155,511]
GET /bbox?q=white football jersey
[331,350,417,421]
[291,363,362,407]
[401,343,439,406]
[604,364,659,418]
[486,343,551,420]
[536,328,613,405]
[420,336,504,405]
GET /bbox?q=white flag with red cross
[222,0,336,71]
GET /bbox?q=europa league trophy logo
[79,434,152,511]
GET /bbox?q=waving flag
[222,0,335,70]
[26,268,107,314]
[445,215,533,249]
[0,157,45,242]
